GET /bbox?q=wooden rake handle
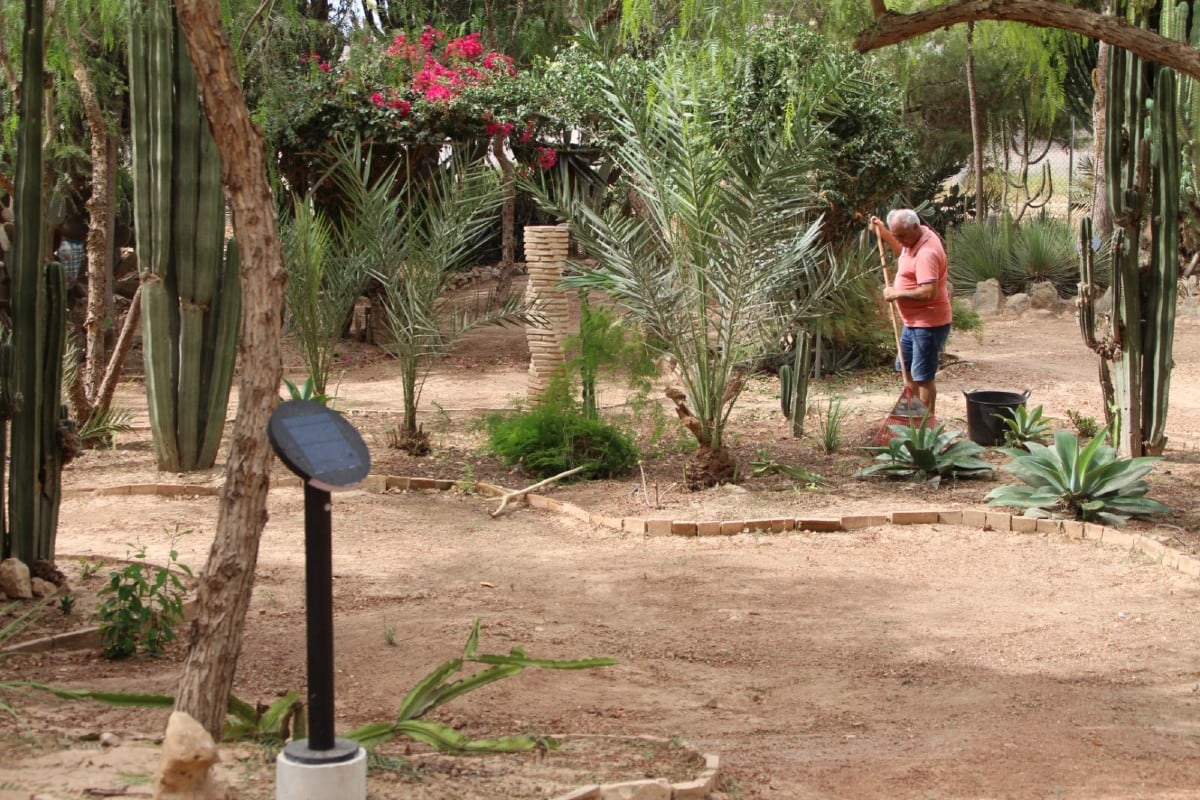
[875,229,911,386]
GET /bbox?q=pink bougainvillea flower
[419,25,445,52]
[519,119,536,143]
[446,33,483,60]
[389,99,411,115]
[482,52,516,75]
[536,147,557,170]
[319,62,331,72]
[485,121,514,137]
[371,91,385,107]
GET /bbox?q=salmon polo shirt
[893,225,952,328]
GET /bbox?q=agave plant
[985,429,1170,527]
[858,420,993,483]
[1000,403,1052,449]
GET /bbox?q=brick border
[544,735,719,800]
[66,480,1200,582]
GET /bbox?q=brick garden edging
[68,479,1200,582]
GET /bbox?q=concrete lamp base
[276,741,367,800]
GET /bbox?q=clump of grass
[813,396,850,454]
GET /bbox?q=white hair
[887,209,920,230]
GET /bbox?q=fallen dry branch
[490,465,586,517]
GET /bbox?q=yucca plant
[858,420,993,483]
[1000,403,1052,449]
[1010,217,1078,295]
[947,217,1016,293]
[986,429,1170,527]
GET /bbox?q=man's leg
[908,325,951,418]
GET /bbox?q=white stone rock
[99,731,122,748]
[1006,293,1032,315]
[599,779,672,800]
[0,557,32,599]
[155,710,228,800]
[973,279,1005,315]
[1029,281,1060,310]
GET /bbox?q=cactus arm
[197,238,241,468]
[0,341,11,546]
[37,262,66,560]
[779,330,811,438]
[8,0,47,562]
[1143,69,1180,454]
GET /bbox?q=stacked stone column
[523,225,571,398]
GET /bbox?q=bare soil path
[3,310,1200,799]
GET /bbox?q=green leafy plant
[749,451,828,485]
[1065,409,1100,439]
[857,420,993,483]
[78,558,102,580]
[985,429,1170,526]
[951,298,984,337]
[0,682,300,744]
[813,396,849,454]
[279,191,371,400]
[58,594,75,615]
[282,376,335,406]
[1001,404,1053,449]
[344,618,616,753]
[486,387,638,480]
[97,544,192,659]
[563,295,656,422]
[948,216,1016,292]
[224,692,306,745]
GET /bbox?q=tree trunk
[492,134,517,298]
[1090,41,1111,240]
[172,0,286,738]
[966,22,986,220]
[856,0,1200,81]
[68,40,117,406]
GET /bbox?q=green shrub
[97,544,192,659]
[986,430,1170,527]
[486,394,638,480]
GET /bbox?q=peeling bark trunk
[68,43,117,405]
[492,134,517,298]
[966,22,986,220]
[172,0,286,738]
[856,0,1200,81]
[1091,42,1111,240]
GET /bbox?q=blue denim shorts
[897,324,951,382]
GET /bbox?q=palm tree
[542,48,846,488]
[331,143,534,454]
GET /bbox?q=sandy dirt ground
[3,306,1200,799]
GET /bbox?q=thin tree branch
[855,0,1200,81]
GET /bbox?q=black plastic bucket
[963,389,1031,446]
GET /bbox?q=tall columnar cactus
[129,0,241,472]
[779,330,812,438]
[5,0,68,563]
[1078,4,1180,457]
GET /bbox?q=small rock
[0,557,32,599]
[30,577,57,598]
[156,710,228,799]
[973,278,1005,315]
[1006,293,1032,315]
[100,732,122,748]
[1028,281,1060,310]
[599,779,672,799]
